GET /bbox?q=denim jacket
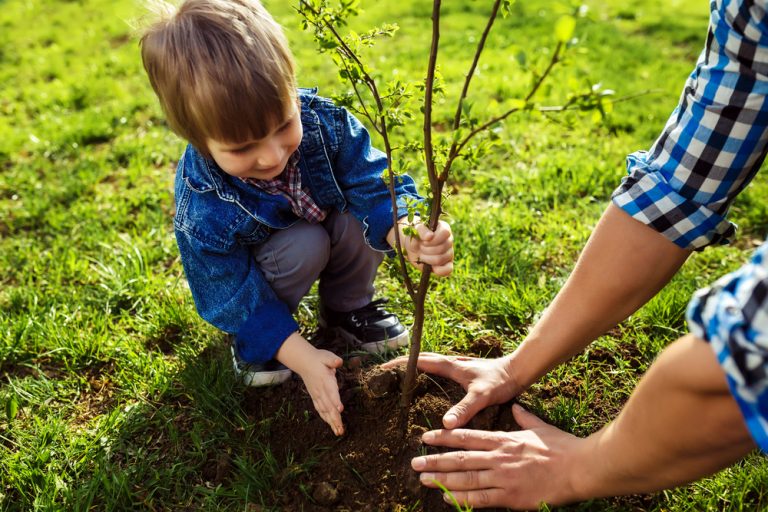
[173,88,421,364]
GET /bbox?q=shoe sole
[240,369,292,387]
[231,348,292,387]
[327,325,410,354]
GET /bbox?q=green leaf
[554,15,576,43]
[6,395,18,423]
[515,50,527,67]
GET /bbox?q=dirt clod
[312,481,340,506]
[364,367,400,397]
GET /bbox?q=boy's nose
[256,144,283,169]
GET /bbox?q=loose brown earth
[240,336,517,511]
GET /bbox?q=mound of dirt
[241,354,517,511]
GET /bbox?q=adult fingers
[379,354,410,369]
[443,489,509,509]
[420,468,500,492]
[412,450,497,474]
[420,428,506,452]
[380,352,456,375]
[443,389,488,428]
[512,403,549,429]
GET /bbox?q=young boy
[139,0,454,436]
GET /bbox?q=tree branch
[451,0,502,132]
[444,41,564,178]
[299,0,416,298]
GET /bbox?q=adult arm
[384,205,691,427]
[412,334,755,509]
[386,0,768,428]
[415,236,768,508]
[506,203,690,390]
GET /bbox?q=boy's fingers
[316,399,344,436]
[415,222,435,241]
[324,413,344,436]
[419,243,453,256]
[417,252,454,269]
[319,350,343,368]
[419,249,455,266]
[431,262,453,277]
[428,227,452,245]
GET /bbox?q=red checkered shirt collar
[241,152,328,224]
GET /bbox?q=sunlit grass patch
[2,0,767,509]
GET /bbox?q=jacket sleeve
[331,107,423,251]
[175,226,298,364]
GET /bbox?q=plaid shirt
[242,152,328,223]
[614,0,768,451]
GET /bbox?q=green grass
[2,0,767,510]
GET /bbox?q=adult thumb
[443,394,482,429]
[512,403,548,429]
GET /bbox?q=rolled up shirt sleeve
[612,0,768,250]
[687,240,768,451]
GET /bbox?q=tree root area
[241,363,517,511]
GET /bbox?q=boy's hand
[387,220,454,276]
[276,333,345,436]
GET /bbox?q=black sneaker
[231,344,292,387]
[319,298,409,354]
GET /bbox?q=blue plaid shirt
[612,0,768,451]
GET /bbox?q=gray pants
[252,210,384,313]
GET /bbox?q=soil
[239,336,518,511]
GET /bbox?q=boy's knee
[328,211,366,247]
[274,223,331,275]
[300,224,332,269]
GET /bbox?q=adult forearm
[573,335,755,499]
[509,204,691,388]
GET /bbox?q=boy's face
[207,106,303,181]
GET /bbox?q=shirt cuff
[686,241,768,452]
[362,196,419,252]
[235,300,299,364]
[611,150,736,250]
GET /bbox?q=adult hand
[381,352,522,428]
[411,404,585,510]
[387,220,454,276]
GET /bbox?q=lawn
[1,0,767,510]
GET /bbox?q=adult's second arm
[392,205,691,428]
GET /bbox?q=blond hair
[139,0,297,156]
